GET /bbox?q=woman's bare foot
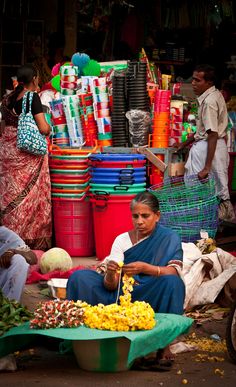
[155,345,175,370]
[161,345,175,361]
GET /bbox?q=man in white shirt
[178,64,235,221]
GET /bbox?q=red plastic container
[52,196,95,257]
[90,194,135,260]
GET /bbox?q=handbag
[17,91,47,155]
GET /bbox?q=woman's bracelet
[156,266,161,276]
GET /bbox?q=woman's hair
[130,191,160,212]
[6,64,38,110]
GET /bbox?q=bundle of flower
[84,274,156,331]
[30,300,87,329]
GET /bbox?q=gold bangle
[156,266,161,276]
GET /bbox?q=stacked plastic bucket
[78,93,98,146]
[152,89,171,148]
[49,148,95,256]
[149,89,171,185]
[89,153,147,260]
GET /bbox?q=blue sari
[67,224,185,314]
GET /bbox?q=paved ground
[1,257,236,386]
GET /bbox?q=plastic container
[52,195,95,257]
[89,159,146,169]
[91,176,146,184]
[151,135,169,148]
[73,338,131,372]
[90,194,135,260]
[90,183,146,194]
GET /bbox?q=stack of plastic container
[60,65,78,96]
[78,93,98,146]
[62,94,84,147]
[149,89,171,186]
[89,153,147,260]
[87,77,112,147]
[151,89,171,148]
[49,99,70,147]
[169,99,185,146]
[49,147,95,257]
[111,73,128,146]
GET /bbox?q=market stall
[38,49,236,259]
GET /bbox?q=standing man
[178,64,235,221]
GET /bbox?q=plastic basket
[52,195,95,257]
[149,174,219,242]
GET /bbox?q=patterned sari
[0,96,52,250]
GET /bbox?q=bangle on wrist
[156,266,161,276]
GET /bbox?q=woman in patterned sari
[0,64,52,250]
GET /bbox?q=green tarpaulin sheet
[0,313,193,368]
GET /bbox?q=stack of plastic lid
[79,93,98,146]
[152,89,171,148]
[92,77,112,147]
[49,99,69,147]
[60,65,78,96]
[89,153,147,260]
[111,73,128,147]
[126,61,149,111]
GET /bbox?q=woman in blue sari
[67,191,185,368]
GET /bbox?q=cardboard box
[168,162,185,176]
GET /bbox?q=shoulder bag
[17,91,47,155]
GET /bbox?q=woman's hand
[106,260,120,272]
[122,261,146,276]
[104,260,120,291]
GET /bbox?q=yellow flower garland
[83,269,156,331]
